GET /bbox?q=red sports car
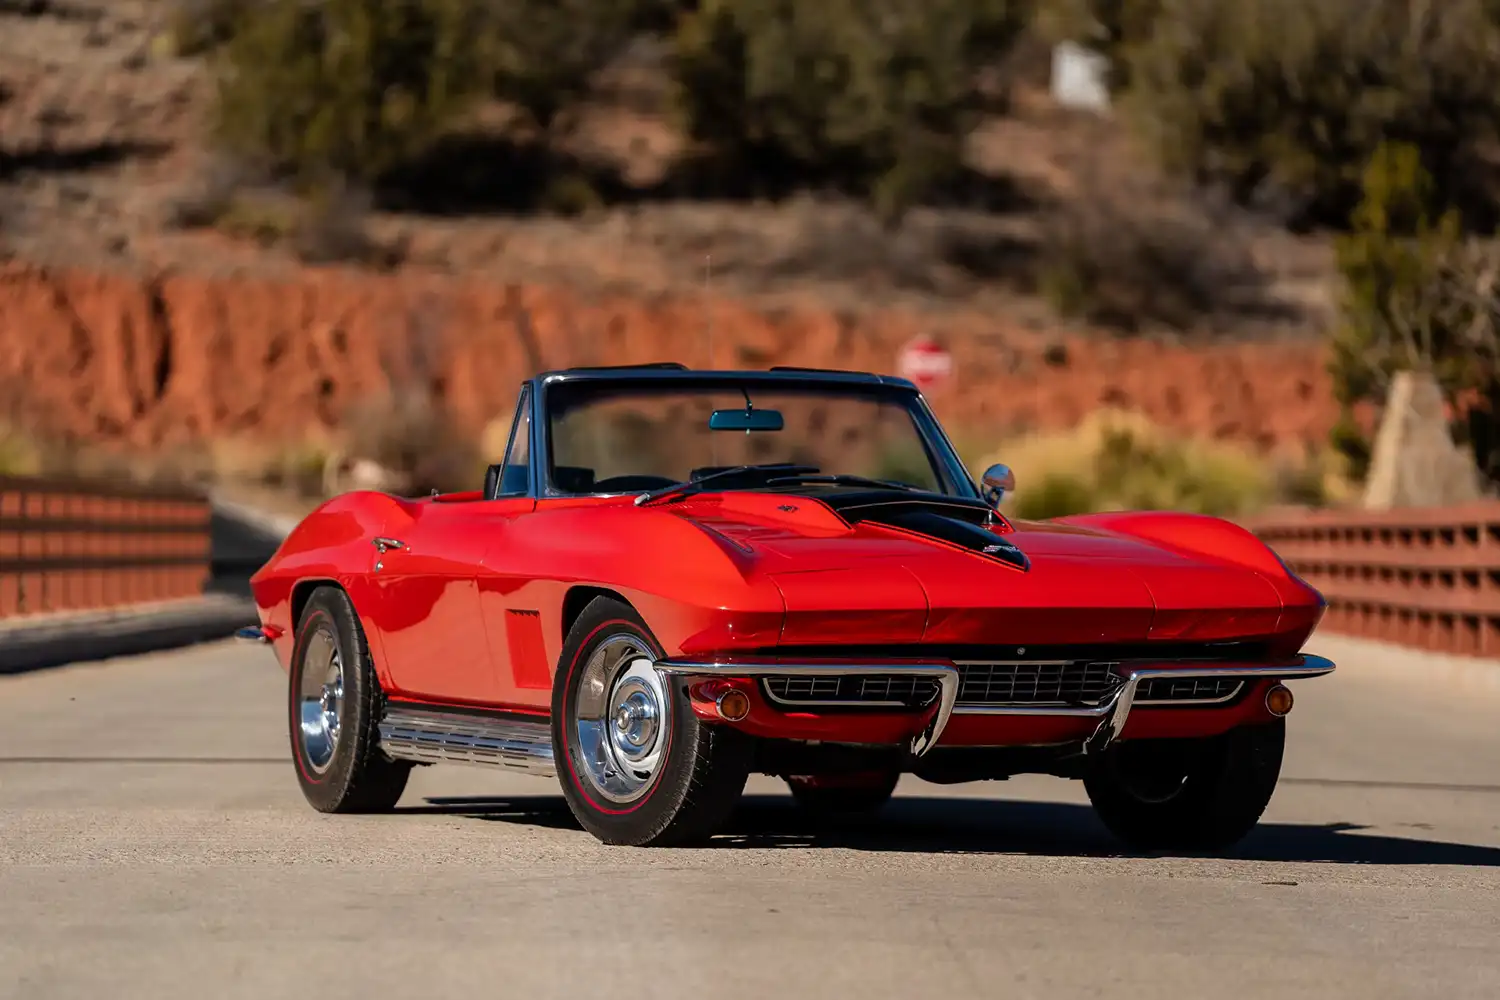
[241,364,1334,849]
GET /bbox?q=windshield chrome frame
[522,369,981,503]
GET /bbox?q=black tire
[1083,719,1285,853]
[787,771,901,818]
[551,596,752,846]
[289,586,411,813]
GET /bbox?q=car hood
[675,492,1286,645]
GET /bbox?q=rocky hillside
[0,0,1345,473]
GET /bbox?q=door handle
[372,537,406,554]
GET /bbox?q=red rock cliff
[0,262,1334,451]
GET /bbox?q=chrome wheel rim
[298,627,344,773]
[571,634,670,805]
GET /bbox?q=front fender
[1054,510,1288,576]
[1055,510,1326,652]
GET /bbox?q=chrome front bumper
[654,654,1337,757]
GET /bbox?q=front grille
[754,643,1266,712]
[1135,677,1243,703]
[763,675,942,707]
[955,660,1121,707]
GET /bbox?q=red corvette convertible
[241,363,1334,849]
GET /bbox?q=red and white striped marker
[897,335,953,392]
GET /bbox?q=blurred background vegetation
[8,0,1499,516]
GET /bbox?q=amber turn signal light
[715,689,751,722]
[1265,684,1294,717]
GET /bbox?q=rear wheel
[1083,720,1285,853]
[552,597,753,846]
[289,586,411,813]
[787,770,901,817]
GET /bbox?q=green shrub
[1035,173,1266,331]
[980,410,1280,520]
[1117,0,1500,225]
[671,0,1025,222]
[166,0,253,57]
[212,0,493,186]
[1329,142,1500,485]
[485,0,635,131]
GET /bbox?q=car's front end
[636,487,1332,788]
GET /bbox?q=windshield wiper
[634,464,819,507]
[766,473,925,492]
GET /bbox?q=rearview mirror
[981,463,1015,507]
[709,407,784,432]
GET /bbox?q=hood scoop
[818,493,1031,572]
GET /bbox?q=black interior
[592,474,676,493]
[553,466,598,494]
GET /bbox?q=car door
[365,502,507,705]
[367,388,538,705]
[469,384,557,711]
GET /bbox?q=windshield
[543,380,965,497]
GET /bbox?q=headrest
[553,466,596,493]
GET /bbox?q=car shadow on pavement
[409,793,1500,866]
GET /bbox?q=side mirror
[981,463,1015,507]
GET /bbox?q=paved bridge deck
[1,631,1497,999]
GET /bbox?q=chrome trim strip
[1134,680,1244,706]
[235,626,270,644]
[951,660,1074,666]
[655,658,959,757]
[761,692,913,710]
[378,707,556,776]
[758,676,936,710]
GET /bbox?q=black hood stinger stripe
[808,491,1031,572]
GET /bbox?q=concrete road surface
[1,633,1497,1000]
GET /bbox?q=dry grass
[1034,168,1274,332]
[0,422,41,476]
[978,409,1353,521]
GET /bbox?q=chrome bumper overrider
[1076,655,1336,754]
[654,654,1336,757]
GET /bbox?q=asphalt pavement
[1,632,1496,1000]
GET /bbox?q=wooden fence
[0,474,212,619]
[1248,503,1500,658]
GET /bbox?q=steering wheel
[592,475,678,493]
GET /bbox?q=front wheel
[551,597,752,846]
[288,586,411,813]
[1083,719,1285,853]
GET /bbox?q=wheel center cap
[611,690,658,752]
